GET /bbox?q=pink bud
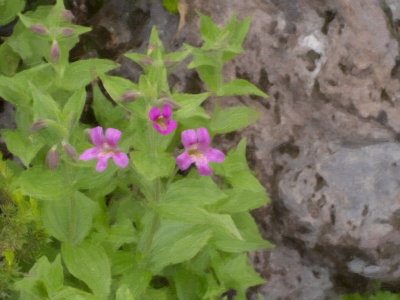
[61,10,74,22]
[63,143,77,161]
[159,97,181,109]
[30,119,47,133]
[29,24,48,35]
[163,59,176,67]
[120,90,141,103]
[50,40,60,62]
[61,27,74,36]
[140,57,153,65]
[46,146,59,170]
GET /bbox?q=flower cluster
[80,106,224,175]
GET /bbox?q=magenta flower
[176,127,225,176]
[79,126,129,172]
[149,104,177,135]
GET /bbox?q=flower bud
[120,90,141,103]
[63,143,77,161]
[29,24,48,35]
[61,10,74,22]
[163,59,176,67]
[50,40,60,62]
[46,146,59,170]
[30,119,47,133]
[159,97,181,109]
[140,57,153,65]
[61,27,74,36]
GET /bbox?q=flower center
[155,117,167,130]
[100,143,116,155]
[188,147,204,159]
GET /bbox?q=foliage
[343,291,400,300]
[0,0,272,299]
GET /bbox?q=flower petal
[197,127,210,147]
[181,129,197,148]
[79,147,99,161]
[205,148,225,163]
[149,106,161,121]
[90,126,104,147]
[176,151,194,170]
[161,104,172,118]
[96,156,109,172]
[195,158,212,176]
[105,128,121,147]
[112,152,129,168]
[156,119,177,135]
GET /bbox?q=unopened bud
[50,40,60,62]
[61,27,74,36]
[29,24,48,35]
[140,57,153,65]
[120,90,141,103]
[160,97,181,109]
[30,119,47,133]
[46,146,59,170]
[61,10,74,22]
[163,59,176,67]
[62,143,77,161]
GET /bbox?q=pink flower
[79,126,129,172]
[176,127,225,176]
[149,104,177,135]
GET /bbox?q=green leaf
[14,255,64,298]
[0,75,30,106]
[0,0,25,25]
[213,188,268,214]
[157,203,242,240]
[62,241,111,298]
[162,0,179,14]
[92,85,126,127]
[62,59,119,90]
[212,212,273,253]
[212,252,264,298]
[1,129,44,166]
[116,285,135,300]
[163,176,227,206]
[62,87,86,128]
[186,46,221,69]
[173,92,210,120]
[217,79,267,97]
[16,167,72,201]
[52,286,99,300]
[222,15,251,53]
[0,42,20,76]
[174,269,204,300]
[196,65,221,93]
[99,74,139,102]
[149,220,212,273]
[96,219,138,251]
[7,20,49,66]
[15,63,55,91]
[210,106,260,134]
[132,151,175,180]
[30,83,61,121]
[119,269,152,298]
[43,191,97,244]
[198,13,221,45]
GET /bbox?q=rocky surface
[2,0,400,298]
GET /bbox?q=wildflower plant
[0,1,273,299]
